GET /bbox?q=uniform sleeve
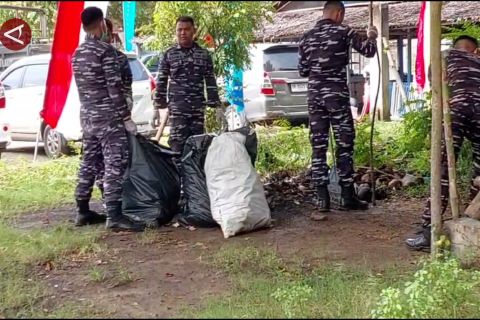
[298,35,310,78]
[346,27,377,58]
[101,47,130,121]
[121,55,133,103]
[154,52,170,110]
[205,52,221,108]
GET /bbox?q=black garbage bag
[178,134,217,228]
[178,128,258,228]
[122,133,181,228]
[232,126,258,166]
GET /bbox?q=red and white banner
[41,1,109,130]
[415,1,431,93]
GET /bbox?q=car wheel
[43,125,71,159]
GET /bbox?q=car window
[2,66,25,90]
[263,46,299,72]
[128,59,149,81]
[23,64,49,88]
[145,55,160,73]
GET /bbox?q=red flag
[415,1,427,92]
[41,1,84,129]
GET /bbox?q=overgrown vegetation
[185,245,480,319]
[0,156,100,220]
[371,255,480,318]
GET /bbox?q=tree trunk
[429,1,443,257]
[441,53,461,220]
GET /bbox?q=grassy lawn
[0,223,102,318]
[0,118,479,318]
[183,245,480,319]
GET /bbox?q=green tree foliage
[106,1,156,35]
[0,1,57,38]
[445,21,480,42]
[142,1,274,79]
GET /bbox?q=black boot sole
[106,225,145,232]
[405,244,431,253]
[75,214,107,227]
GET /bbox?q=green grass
[0,222,102,318]
[0,156,100,220]
[183,245,406,319]
[183,245,480,319]
[256,126,311,176]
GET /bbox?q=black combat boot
[311,186,330,221]
[75,199,106,227]
[339,185,369,211]
[105,201,145,232]
[405,226,431,252]
[316,186,331,212]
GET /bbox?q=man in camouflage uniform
[406,35,480,251]
[153,16,221,170]
[94,18,134,201]
[298,0,378,219]
[72,7,143,231]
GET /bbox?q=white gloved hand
[125,119,138,135]
[367,26,378,40]
[126,96,133,111]
[158,108,169,124]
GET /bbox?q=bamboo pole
[430,1,443,257]
[441,53,461,220]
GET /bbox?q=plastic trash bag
[205,131,272,238]
[122,134,181,228]
[178,134,218,228]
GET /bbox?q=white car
[0,53,156,158]
[0,81,11,158]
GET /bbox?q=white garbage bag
[205,131,272,238]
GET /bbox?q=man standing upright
[298,1,378,219]
[72,7,143,232]
[153,16,221,169]
[406,35,480,251]
[94,18,134,201]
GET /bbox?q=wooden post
[407,32,412,83]
[383,37,408,108]
[373,3,390,121]
[441,53,460,220]
[397,36,404,77]
[430,1,443,257]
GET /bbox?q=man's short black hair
[81,7,104,29]
[176,16,195,26]
[453,35,478,48]
[324,1,345,12]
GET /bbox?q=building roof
[256,1,480,42]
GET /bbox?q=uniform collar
[176,41,199,50]
[85,33,101,41]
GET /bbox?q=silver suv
[243,43,308,123]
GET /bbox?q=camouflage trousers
[75,120,128,204]
[168,102,205,163]
[308,92,355,188]
[422,101,480,227]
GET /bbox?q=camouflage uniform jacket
[298,19,377,85]
[72,34,130,128]
[154,42,220,109]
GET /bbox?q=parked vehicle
[140,53,162,79]
[0,53,156,158]
[243,43,309,123]
[243,43,366,123]
[0,81,11,158]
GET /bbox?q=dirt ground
[13,195,426,318]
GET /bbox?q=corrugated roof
[256,1,480,42]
